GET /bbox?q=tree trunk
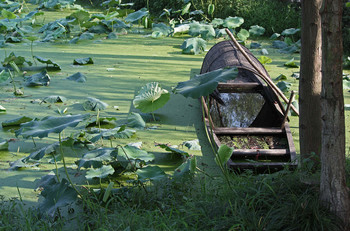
[299,0,322,168]
[320,0,350,228]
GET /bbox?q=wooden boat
[200,40,297,172]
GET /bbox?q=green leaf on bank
[156,143,190,157]
[249,25,265,36]
[125,8,148,22]
[277,81,292,92]
[127,112,146,129]
[174,156,196,178]
[258,56,272,65]
[133,82,170,113]
[284,58,299,68]
[173,67,238,98]
[223,16,244,29]
[77,148,116,169]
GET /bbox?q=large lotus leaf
[181,37,206,55]
[2,52,32,67]
[69,10,90,25]
[2,116,33,127]
[214,144,234,167]
[42,26,66,42]
[35,173,57,190]
[85,116,116,127]
[77,148,116,169]
[102,18,129,31]
[188,21,202,37]
[0,70,10,82]
[277,81,292,92]
[34,56,61,69]
[211,18,223,28]
[249,25,265,36]
[39,179,77,216]
[15,114,89,138]
[237,29,249,41]
[152,23,172,37]
[281,28,300,36]
[182,139,201,150]
[270,33,280,40]
[127,112,146,129]
[223,16,244,29]
[173,67,238,98]
[83,97,108,111]
[1,9,17,19]
[116,145,155,162]
[107,32,118,39]
[86,165,115,180]
[73,57,93,65]
[280,45,299,54]
[284,58,299,68]
[250,42,261,49]
[79,32,94,40]
[42,95,67,103]
[343,79,350,90]
[0,138,9,150]
[125,8,148,23]
[66,72,87,83]
[136,166,167,181]
[174,156,197,178]
[25,70,51,87]
[200,25,215,40]
[272,40,288,49]
[133,82,170,113]
[89,24,110,34]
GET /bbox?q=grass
[0,168,343,230]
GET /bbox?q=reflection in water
[210,93,265,127]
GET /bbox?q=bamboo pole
[281,91,295,129]
[225,28,300,116]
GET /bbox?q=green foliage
[174,67,238,98]
[249,25,265,36]
[133,82,170,113]
[25,70,51,87]
[136,166,167,181]
[214,144,234,167]
[277,81,292,93]
[86,165,115,180]
[66,72,87,82]
[284,58,299,68]
[73,57,93,65]
[258,56,272,65]
[180,37,207,55]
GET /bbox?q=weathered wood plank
[214,127,284,135]
[231,149,288,156]
[217,82,261,93]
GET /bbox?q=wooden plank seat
[231,149,289,157]
[217,82,261,93]
[213,127,284,135]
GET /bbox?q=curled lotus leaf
[73,57,93,65]
[34,56,61,69]
[2,116,33,127]
[125,8,148,23]
[0,138,9,150]
[25,70,51,87]
[67,72,87,83]
[77,148,116,169]
[42,95,67,103]
[181,37,206,55]
[136,166,167,181]
[223,16,244,29]
[83,97,108,111]
[85,165,115,180]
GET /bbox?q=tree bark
[320,0,350,228]
[299,0,322,168]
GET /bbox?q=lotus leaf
[181,2,191,15]
[1,9,17,20]
[79,32,94,40]
[9,157,39,170]
[107,32,118,39]
[258,56,272,65]
[73,57,93,65]
[24,141,60,162]
[125,8,148,23]
[25,70,51,87]
[174,156,196,178]
[291,100,299,116]
[275,74,288,81]
[83,97,108,111]
[116,146,154,163]
[284,58,299,68]
[237,29,249,42]
[2,116,33,127]
[223,16,244,29]
[277,81,292,92]
[272,40,288,49]
[249,25,265,36]
[2,52,32,67]
[136,166,167,181]
[152,23,173,37]
[0,138,9,150]
[69,10,90,25]
[281,28,300,36]
[250,42,261,49]
[88,127,136,142]
[42,95,67,103]
[67,72,87,83]
[39,179,77,216]
[292,72,300,79]
[270,33,280,40]
[156,143,189,157]
[127,112,146,129]
[15,114,89,138]
[77,148,116,169]
[133,82,170,113]
[36,173,57,190]
[261,49,269,55]
[214,144,234,167]
[34,56,61,69]
[88,24,109,34]
[280,45,299,54]
[86,165,115,180]
[181,37,206,55]
[173,67,238,99]
[188,22,215,40]
[211,18,224,28]
[173,24,190,34]
[182,139,201,150]
[343,80,350,90]
[85,116,116,127]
